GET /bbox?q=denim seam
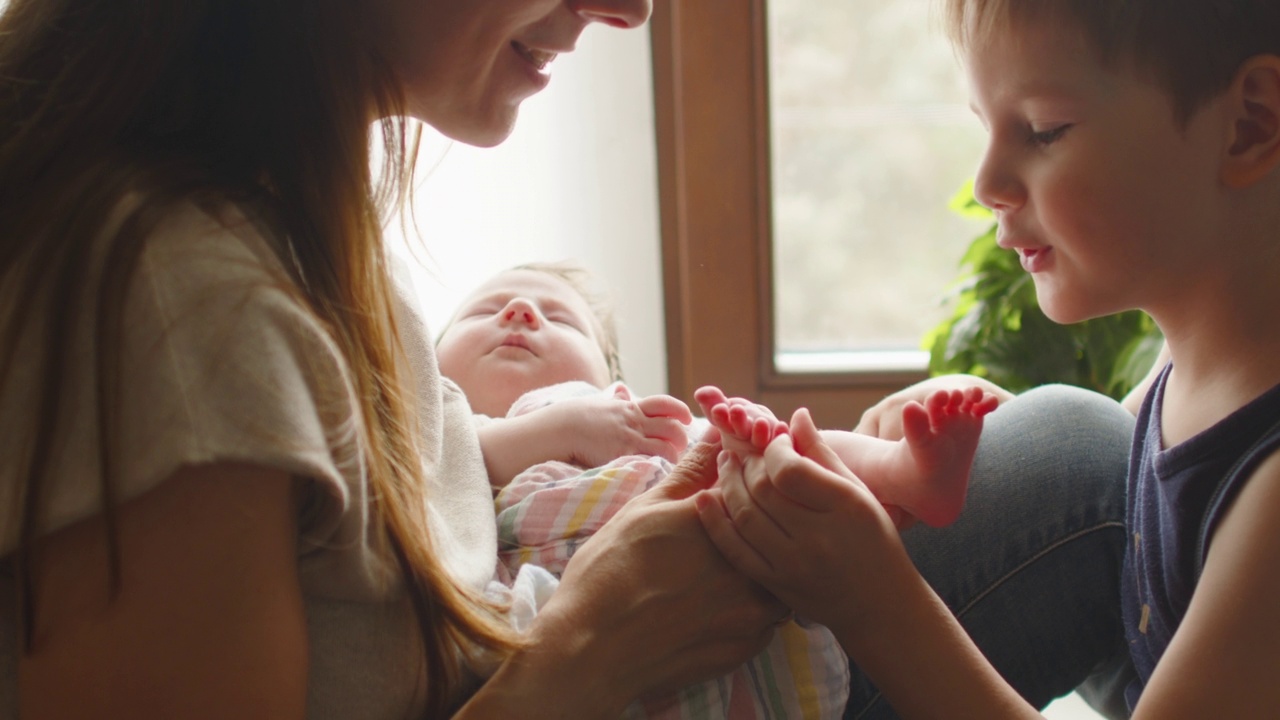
[851,519,1127,720]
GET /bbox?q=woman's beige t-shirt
[0,201,498,718]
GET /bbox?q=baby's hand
[694,386,787,459]
[552,385,694,466]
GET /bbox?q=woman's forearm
[454,607,633,719]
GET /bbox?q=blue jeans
[845,385,1135,719]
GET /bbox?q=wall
[388,25,667,397]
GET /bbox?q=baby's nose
[501,299,541,328]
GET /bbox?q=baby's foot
[897,387,999,527]
[694,385,786,457]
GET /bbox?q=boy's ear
[1221,55,1280,189]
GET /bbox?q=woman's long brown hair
[0,0,516,715]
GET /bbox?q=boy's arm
[1130,451,1280,719]
[696,410,1041,719]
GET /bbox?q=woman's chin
[429,109,519,148]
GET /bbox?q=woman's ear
[1221,54,1280,189]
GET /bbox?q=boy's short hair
[943,0,1280,123]
[511,261,625,383]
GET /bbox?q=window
[651,0,986,429]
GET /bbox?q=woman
[0,0,784,717]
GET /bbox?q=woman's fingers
[647,440,720,501]
[551,486,783,701]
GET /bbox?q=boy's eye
[1028,124,1072,147]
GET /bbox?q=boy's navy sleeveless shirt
[1122,364,1280,710]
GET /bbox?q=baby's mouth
[500,334,533,352]
[512,41,557,71]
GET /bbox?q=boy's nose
[972,145,1024,214]
[569,0,651,29]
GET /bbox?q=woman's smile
[512,41,558,73]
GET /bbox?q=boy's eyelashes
[1027,123,1073,147]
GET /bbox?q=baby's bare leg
[828,387,997,527]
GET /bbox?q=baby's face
[438,269,612,417]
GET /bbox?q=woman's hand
[464,441,786,718]
[856,375,1013,440]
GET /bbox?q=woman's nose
[569,0,651,29]
[499,298,542,329]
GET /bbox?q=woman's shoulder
[0,195,365,554]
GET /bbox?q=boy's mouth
[1018,247,1052,273]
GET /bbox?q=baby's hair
[512,261,624,382]
[943,0,1280,124]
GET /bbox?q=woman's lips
[511,41,557,72]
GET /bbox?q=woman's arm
[457,441,784,718]
[19,463,307,719]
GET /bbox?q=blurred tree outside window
[767,0,990,367]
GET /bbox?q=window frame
[650,0,928,431]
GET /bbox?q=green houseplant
[923,181,1164,400]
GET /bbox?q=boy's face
[438,269,613,417]
[965,18,1227,324]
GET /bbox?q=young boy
[696,3,1280,718]
[436,262,997,718]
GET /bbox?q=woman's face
[375,0,651,146]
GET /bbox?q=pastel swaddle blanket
[493,382,849,720]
